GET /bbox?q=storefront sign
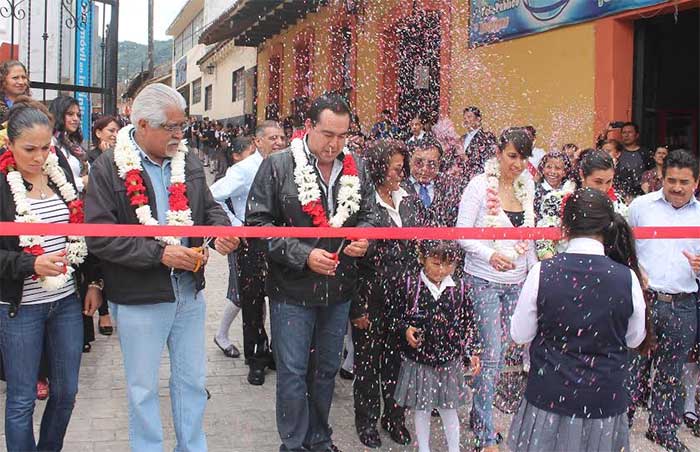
[74,0,93,142]
[470,0,668,46]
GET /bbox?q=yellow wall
[256,1,596,150]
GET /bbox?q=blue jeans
[467,275,522,447]
[647,294,698,437]
[0,293,83,452]
[270,299,351,452]
[109,273,207,452]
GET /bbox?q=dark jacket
[246,148,377,307]
[460,129,497,183]
[388,271,481,367]
[84,148,230,305]
[351,190,421,320]
[0,165,100,316]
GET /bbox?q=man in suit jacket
[403,136,460,227]
[460,106,497,182]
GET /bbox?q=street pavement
[1,207,699,451]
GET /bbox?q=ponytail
[604,212,642,281]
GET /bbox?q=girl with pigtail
[508,188,648,452]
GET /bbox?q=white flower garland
[484,158,535,261]
[7,152,87,290]
[535,180,577,259]
[290,138,361,228]
[113,125,192,245]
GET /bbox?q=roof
[166,0,204,36]
[196,40,230,66]
[198,0,325,46]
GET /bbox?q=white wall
[200,45,256,121]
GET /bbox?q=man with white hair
[85,83,240,451]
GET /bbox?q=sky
[117,0,189,44]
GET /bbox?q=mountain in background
[118,40,172,83]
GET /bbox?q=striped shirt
[1,195,76,305]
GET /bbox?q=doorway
[633,8,699,156]
[396,11,441,128]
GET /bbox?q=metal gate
[1,0,119,117]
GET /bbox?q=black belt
[651,290,696,303]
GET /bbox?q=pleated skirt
[507,399,630,452]
[394,358,467,411]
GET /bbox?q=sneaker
[684,412,700,437]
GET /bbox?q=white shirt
[463,127,480,152]
[628,190,700,294]
[456,173,537,284]
[420,270,456,301]
[407,131,425,144]
[209,150,264,226]
[53,138,86,193]
[304,137,343,215]
[529,147,546,169]
[409,176,435,203]
[375,188,409,227]
[510,237,646,348]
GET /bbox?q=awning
[198,0,325,46]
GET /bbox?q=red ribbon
[0,222,698,240]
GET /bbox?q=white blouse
[53,137,86,193]
[456,173,537,285]
[510,237,646,348]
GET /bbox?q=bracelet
[88,279,104,291]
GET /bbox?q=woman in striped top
[0,99,102,451]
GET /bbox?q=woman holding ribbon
[0,99,101,451]
[456,127,537,452]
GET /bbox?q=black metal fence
[1,0,119,115]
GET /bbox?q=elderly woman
[351,139,421,449]
[456,127,537,452]
[0,98,102,451]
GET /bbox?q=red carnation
[0,151,16,174]
[125,170,144,186]
[68,200,85,224]
[607,187,618,202]
[24,245,45,256]
[126,183,146,195]
[169,193,189,211]
[130,193,149,206]
[342,154,358,176]
[302,200,329,227]
[560,192,573,219]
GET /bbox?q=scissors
[192,237,213,272]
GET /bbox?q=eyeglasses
[412,158,439,170]
[160,122,188,134]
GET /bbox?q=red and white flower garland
[290,138,361,228]
[0,149,87,291]
[113,125,192,246]
[483,158,535,262]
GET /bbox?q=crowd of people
[0,57,699,452]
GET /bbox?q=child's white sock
[438,408,460,452]
[414,409,432,452]
[683,362,700,415]
[215,302,240,349]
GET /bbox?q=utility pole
[148,0,154,76]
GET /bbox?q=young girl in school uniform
[508,188,647,452]
[389,240,481,452]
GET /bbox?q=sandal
[213,337,240,358]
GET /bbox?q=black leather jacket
[246,148,377,307]
[85,148,230,305]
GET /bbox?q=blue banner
[74,0,93,143]
[470,0,668,46]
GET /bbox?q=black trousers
[238,240,271,366]
[351,308,405,429]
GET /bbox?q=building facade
[200,0,698,155]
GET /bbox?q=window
[204,85,212,111]
[192,78,202,104]
[231,67,245,102]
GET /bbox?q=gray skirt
[394,358,467,411]
[507,399,630,452]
